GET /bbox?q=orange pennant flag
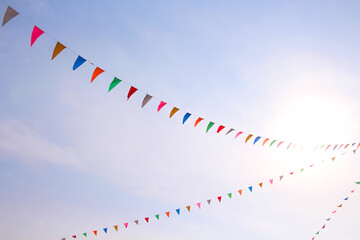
[194,117,203,127]
[51,42,66,60]
[262,138,270,146]
[91,67,104,82]
[165,211,170,217]
[259,183,263,188]
[186,206,190,212]
[245,134,253,143]
[114,225,118,231]
[169,107,180,118]
[238,189,242,196]
[338,204,342,208]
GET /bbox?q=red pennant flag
[127,86,138,100]
[290,172,294,175]
[91,67,104,82]
[238,189,242,196]
[351,189,355,193]
[72,236,76,238]
[217,196,222,202]
[322,225,325,229]
[93,230,97,236]
[310,164,314,167]
[217,125,225,133]
[145,217,149,223]
[165,211,170,217]
[30,26,44,46]
[277,141,284,148]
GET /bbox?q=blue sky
[1,0,360,240]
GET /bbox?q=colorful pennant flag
[269,140,277,147]
[194,117,203,127]
[91,67,104,82]
[197,202,201,209]
[207,199,211,205]
[124,223,128,228]
[228,193,232,199]
[217,125,225,133]
[51,42,66,60]
[269,179,273,184]
[226,128,234,135]
[127,86,138,100]
[145,217,149,223]
[238,189,242,196]
[157,101,166,112]
[73,55,86,70]
[134,220,139,225]
[169,107,179,118]
[93,230,97,236]
[83,233,87,237]
[245,134,253,143]
[259,183,263,188]
[165,211,170,217]
[30,26,44,46]
[103,228,107,233]
[253,136,261,144]
[183,113,191,124]
[155,214,160,220]
[262,138,270,146]
[2,6,19,26]
[114,225,118,231]
[248,186,253,192]
[186,206,191,212]
[206,121,215,133]
[176,209,180,215]
[235,131,243,139]
[141,94,152,107]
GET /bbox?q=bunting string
[311,182,360,240]
[1,3,359,154]
[60,153,351,239]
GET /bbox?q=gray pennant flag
[279,175,284,181]
[207,199,211,205]
[2,6,19,27]
[134,220,139,225]
[226,128,234,135]
[141,94,152,108]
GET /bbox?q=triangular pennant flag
[333,144,338,150]
[217,196,222,202]
[320,144,325,149]
[141,94,152,107]
[287,143,292,149]
[134,220,139,225]
[91,67,104,82]
[245,134,253,143]
[279,175,284,181]
[183,113,191,124]
[217,125,225,133]
[108,77,121,92]
[353,149,357,154]
[253,136,261,144]
[325,145,331,150]
[228,193,232,199]
[339,144,344,150]
[259,183,263,188]
[235,131,243,139]
[51,42,66,60]
[332,211,336,214]
[206,122,215,133]
[248,186,253,192]
[169,107,180,118]
[277,141,284,148]
[269,140,277,147]
[176,209,180,215]
[124,223,128,228]
[186,206,190,212]
[207,199,211,205]
[356,182,360,185]
[93,230,97,236]
[157,101,167,111]
[300,168,304,172]
[331,157,336,161]
[165,211,170,217]
[344,143,350,149]
[351,189,355,193]
[310,164,314,167]
[145,217,149,223]
[326,218,331,221]
[62,238,66,240]
[316,231,319,235]
[83,233,87,237]
[72,235,76,238]
[2,6,19,27]
[338,204,342,208]
[322,225,325,229]
[238,189,242,196]
[344,197,348,200]
[103,228,107,233]
[127,86,138,100]
[73,55,86,70]
[194,117,203,127]
[197,202,201,209]
[269,179,273,184]
[262,138,270,146]
[114,225,118,231]
[226,128,234,135]
[290,172,294,175]
[30,26,44,46]
[155,214,160,220]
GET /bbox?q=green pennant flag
[269,140,277,147]
[356,182,360,185]
[228,193,232,199]
[108,77,121,92]
[83,233,87,237]
[300,168,304,172]
[155,214,159,220]
[206,122,215,133]
[316,231,319,235]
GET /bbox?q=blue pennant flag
[73,55,86,70]
[103,228,107,233]
[176,209,180,215]
[183,113,191,124]
[248,186,253,192]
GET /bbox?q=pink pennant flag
[31,26,44,46]
[269,179,273,184]
[332,210,337,214]
[290,172,294,175]
[277,141,284,148]
[124,223,128,228]
[235,131,243,139]
[322,225,325,229]
[157,101,167,112]
[197,202,201,209]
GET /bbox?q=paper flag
[186,206,191,212]
[269,140,277,147]
[277,141,284,148]
[331,157,336,161]
[287,143,292,149]
[206,122,215,133]
[103,228,107,233]
[2,6,19,26]
[325,145,331,150]
[197,202,201,209]
[73,55,86,70]
[134,220,139,225]
[344,197,348,200]
[91,67,104,82]
[235,131,243,139]
[326,218,331,221]
[238,189,242,196]
[226,128,234,135]
[108,77,121,92]
[248,186,253,192]
[141,94,152,107]
[127,86,138,100]
[322,225,325,229]
[114,225,118,231]
[259,183,263,188]
[300,168,304,172]
[31,26,44,46]
[170,107,180,118]
[253,136,261,144]
[145,217,149,223]
[72,235,76,238]
[83,233,87,237]
[183,113,191,124]
[332,211,336,214]
[269,179,273,184]
[262,138,270,146]
[176,209,180,215]
[51,42,66,60]
[217,196,222,202]
[245,134,253,143]
[217,125,225,133]
[194,117,203,127]
[93,230,97,236]
[207,199,211,205]
[290,172,294,175]
[310,164,314,167]
[356,182,360,185]
[155,214,159,220]
[62,238,66,240]
[157,101,167,111]
[124,223,128,228]
[228,193,232,199]
[338,204,342,208]
[344,144,350,149]
[339,144,344,150]
[333,144,338,150]
[279,175,284,181]
[316,231,319,235]
[351,189,355,193]
[165,211,170,217]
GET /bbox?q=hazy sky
[1,1,360,240]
